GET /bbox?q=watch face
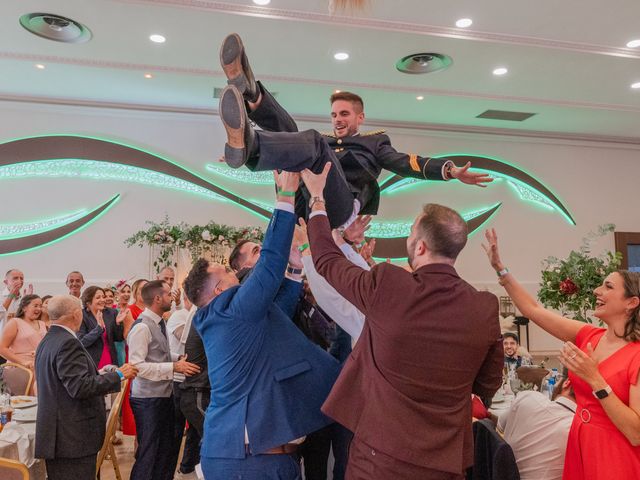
[594,389,609,399]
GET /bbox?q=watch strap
[286,266,303,276]
[592,385,612,399]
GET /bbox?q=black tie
[159,319,168,339]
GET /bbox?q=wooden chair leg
[108,444,122,480]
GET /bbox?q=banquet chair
[0,457,29,480]
[0,363,33,396]
[466,419,520,480]
[96,379,129,480]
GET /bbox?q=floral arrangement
[537,224,621,323]
[125,216,264,272]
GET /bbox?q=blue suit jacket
[194,208,340,459]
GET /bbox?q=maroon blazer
[308,213,503,475]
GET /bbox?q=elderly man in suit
[301,163,504,479]
[34,295,137,480]
[217,33,491,228]
[182,170,341,479]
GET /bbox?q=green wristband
[298,243,310,252]
[278,190,296,197]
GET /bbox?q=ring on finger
[569,353,577,359]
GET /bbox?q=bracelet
[286,266,303,275]
[497,268,509,277]
[7,293,17,300]
[309,196,325,209]
[116,369,124,380]
[277,190,296,197]
[298,243,310,252]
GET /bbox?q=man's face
[158,284,174,313]
[238,242,261,269]
[331,100,364,138]
[210,264,239,293]
[4,270,24,291]
[66,273,84,297]
[158,268,175,288]
[503,337,519,358]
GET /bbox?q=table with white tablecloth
[0,403,46,480]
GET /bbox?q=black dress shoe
[220,33,260,103]
[219,85,256,168]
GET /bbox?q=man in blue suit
[183,171,341,479]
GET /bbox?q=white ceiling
[2,0,640,142]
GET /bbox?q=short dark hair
[183,259,213,307]
[503,332,519,343]
[81,286,105,307]
[141,280,167,307]
[229,239,252,271]
[415,203,468,260]
[330,91,364,113]
[15,294,41,319]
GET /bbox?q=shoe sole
[219,86,248,168]
[220,33,249,94]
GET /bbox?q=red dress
[121,304,144,436]
[563,325,640,479]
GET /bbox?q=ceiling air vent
[396,53,452,74]
[19,13,92,43]
[476,110,536,122]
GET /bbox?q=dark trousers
[173,382,201,474]
[46,454,96,480]
[298,423,353,480]
[201,453,302,480]
[249,82,354,229]
[180,386,210,439]
[130,396,178,480]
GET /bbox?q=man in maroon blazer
[301,164,504,479]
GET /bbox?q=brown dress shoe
[219,85,255,168]
[220,33,260,103]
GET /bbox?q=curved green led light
[0,209,87,239]
[206,163,273,185]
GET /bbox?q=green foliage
[538,224,622,323]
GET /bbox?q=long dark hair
[619,270,640,342]
[15,294,41,319]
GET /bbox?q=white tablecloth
[0,407,46,480]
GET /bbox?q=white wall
[1,100,638,353]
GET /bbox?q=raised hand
[481,228,504,271]
[289,224,307,268]
[359,238,377,267]
[273,170,301,196]
[559,341,604,389]
[95,309,105,329]
[451,162,493,187]
[301,162,332,198]
[344,215,372,245]
[172,288,182,305]
[115,308,128,325]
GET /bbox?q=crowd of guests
[1,167,639,480]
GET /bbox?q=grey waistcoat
[131,314,173,398]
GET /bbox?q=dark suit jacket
[309,213,503,475]
[34,325,121,459]
[194,208,341,459]
[78,307,124,366]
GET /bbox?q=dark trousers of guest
[46,454,96,480]
[298,423,353,480]
[129,396,177,480]
[180,386,210,439]
[346,437,464,480]
[173,382,201,474]
[201,453,302,480]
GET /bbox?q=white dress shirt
[302,242,368,344]
[0,287,20,339]
[498,390,576,480]
[127,308,178,381]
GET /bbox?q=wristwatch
[286,266,303,276]
[592,385,612,399]
[309,196,325,209]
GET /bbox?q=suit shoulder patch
[320,132,336,138]
[362,129,387,137]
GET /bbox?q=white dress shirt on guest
[0,287,20,338]
[498,390,576,480]
[127,308,179,381]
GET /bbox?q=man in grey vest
[127,280,200,480]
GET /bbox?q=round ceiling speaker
[19,13,92,43]
[395,53,453,74]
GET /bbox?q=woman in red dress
[484,229,640,479]
[121,278,148,437]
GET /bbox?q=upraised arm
[482,228,585,342]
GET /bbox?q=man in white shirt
[65,271,85,299]
[498,374,576,480]
[1,269,31,346]
[127,280,200,480]
[157,266,183,312]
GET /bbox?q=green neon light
[0,159,230,203]
[0,195,120,257]
[368,204,501,238]
[0,209,87,239]
[206,164,273,185]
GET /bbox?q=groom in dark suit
[183,171,341,479]
[34,295,138,480]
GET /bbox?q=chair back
[0,457,29,480]
[96,379,128,476]
[467,419,520,480]
[1,363,34,396]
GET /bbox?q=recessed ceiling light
[493,67,508,76]
[149,34,166,44]
[144,73,153,79]
[627,39,640,48]
[631,82,640,89]
[334,89,341,93]
[334,52,349,61]
[416,95,424,100]
[35,64,45,70]
[455,18,473,28]
[253,0,271,4]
